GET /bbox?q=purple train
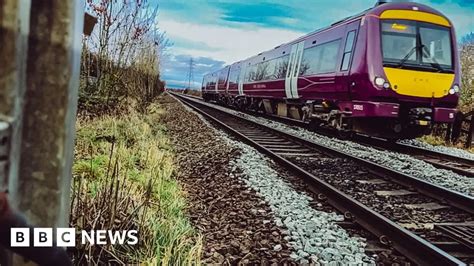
[201,1,460,139]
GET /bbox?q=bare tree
[459,33,474,112]
[80,0,170,112]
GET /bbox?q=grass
[71,101,202,264]
[418,135,447,146]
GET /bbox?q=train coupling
[408,108,432,126]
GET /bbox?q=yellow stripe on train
[380,10,451,27]
[384,67,455,98]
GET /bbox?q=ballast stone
[204,101,473,196]
[215,131,373,264]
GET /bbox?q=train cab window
[300,39,341,76]
[420,26,452,68]
[381,20,453,71]
[341,30,356,71]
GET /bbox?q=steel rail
[173,93,474,214]
[170,92,466,266]
[258,112,474,177]
[255,109,474,177]
[178,92,474,177]
[354,135,474,177]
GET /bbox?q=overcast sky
[155,0,474,89]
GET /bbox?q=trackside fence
[446,110,474,149]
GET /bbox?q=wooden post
[466,113,474,149]
[12,0,84,230]
[0,0,31,192]
[1,0,84,263]
[1,1,31,265]
[445,123,452,143]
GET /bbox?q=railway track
[170,92,474,265]
[179,93,474,177]
[355,136,474,178]
[252,108,474,178]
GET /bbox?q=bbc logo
[11,228,76,247]
[10,228,138,247]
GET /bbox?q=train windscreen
[381,19,453,72]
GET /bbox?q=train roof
[205,1,452,76]
[249,2,449,60]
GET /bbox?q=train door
[238,63,246,96]
[226,68,231,94]
[336,22,359,96]
[285,41,304,99]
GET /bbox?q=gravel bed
[292,155,474,265]
[158,95,294,264]
[293,156,473,227]
[398,139,474,161]
[223,136,374,264]
[193,99,474,196]
[166,94,375,264]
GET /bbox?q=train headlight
[453,84,460,93]
[448,88,456,95]
[383,82,391,89]
[375,77,385,87]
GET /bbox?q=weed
[71,106,201,264]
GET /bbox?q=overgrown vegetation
[71,102,202,264]
[459,33,474,112]
[80,0,169,115]
[419,134,474,153]
[420,33,474,149]
[71,0,202,263]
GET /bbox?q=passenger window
[245,56,289,82]
[341,30,356,71]
[228,68,239,85]
[300,39,341,76]
[218,70,228,84]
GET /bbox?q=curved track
[170,92,474,265]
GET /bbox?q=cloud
[161,55,226,88]
[165,79,202,89]
[157,0,473,88]
[418,0,474,37]
[158,17,304,87]
[217,2,294,28]
[158,18,304,64]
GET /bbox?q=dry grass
[418,134,474,153]
[71,102,202,264]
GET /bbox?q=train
[201,0,461,139]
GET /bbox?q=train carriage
[202,0,460,139]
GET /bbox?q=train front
[360,2,460,138]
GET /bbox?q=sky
[155,0,474,89]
